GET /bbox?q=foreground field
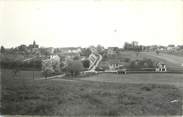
[1,69,42,80]
[1,75,182,116]
[79,73,183,100]
[79,73,183,87]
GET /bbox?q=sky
[0,0,183,48]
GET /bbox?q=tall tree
[80,48,91,57]
[82,59,90,68]
[1,46,5,53]
[66,60,84,77]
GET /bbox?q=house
[59,47,81,54]
[49,54,60,61]
[158,46,167,51]
[107,47,115,55]
[45,47,55,54]
[89,46,97,53]
[155,63,167,72]
[167,44,176,50]
[108,59,128,71]
[107,47,119,55]
[41,54,61,73]
[132,41,138,48]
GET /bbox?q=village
[1,40,183,79]
[1,0,183,115]
[1,40,183,115]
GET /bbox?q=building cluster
[2,40,182,73]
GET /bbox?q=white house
[62,47,81,54]
[155,63,167,72]
[108,59,128,71]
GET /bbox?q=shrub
[0,54,42,70]
[98,62,109,71]
[95,67,105,71]
[42,60,55,78]
[128,58,156,69]
[65,60,84,77]
[82,59,90,68]
[124,58,130,62]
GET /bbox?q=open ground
[1,69,183,116]
[1,51,183,116]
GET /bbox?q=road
[36,74,66,80]
[88,53,103,72]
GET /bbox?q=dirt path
[36,74,66,80]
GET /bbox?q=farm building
[108,59,128,71]
[155,63,167,72]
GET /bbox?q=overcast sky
[0,0,183,48]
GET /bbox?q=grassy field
[110,51,183,71]
[1,73,182,116]
[80,73,183,87]
[140,52,183,71]
[1,69,43,80]
[1,52,183,116]
[105,51,144,62]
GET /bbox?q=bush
[95,67,105,71]
[82,59,90,68]
[128,58,156,69]
[98,62,109,71]
[42,60,55,78]
[124,58,130,62]
[0,54,42,70]
[65,60,84,77]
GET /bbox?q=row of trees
[0,53,42,70]
[128,58,157,69]
[1,45,92,78]
[123,42,145,51]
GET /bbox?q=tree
[18,44,27,51]
[80,48,91,57]
[40,48,51,57]
[50,55,61,73]
[42,60,55,79]
[98,62,109,71]
[178,45,183,49]
[12,68,20,79]
[156,50,160,55]
[1,46,5,53]
[66,60,84,77]
[124,42,131,50]
[82,59,90,68]
[73,56,80,60]
[96,44,105,54]
[102,52,108,61]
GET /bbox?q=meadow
[1,51,183,116]
[1,69,42,80]
[1,71,182,116]
[80,73,183,88]
[106,51,183,71]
